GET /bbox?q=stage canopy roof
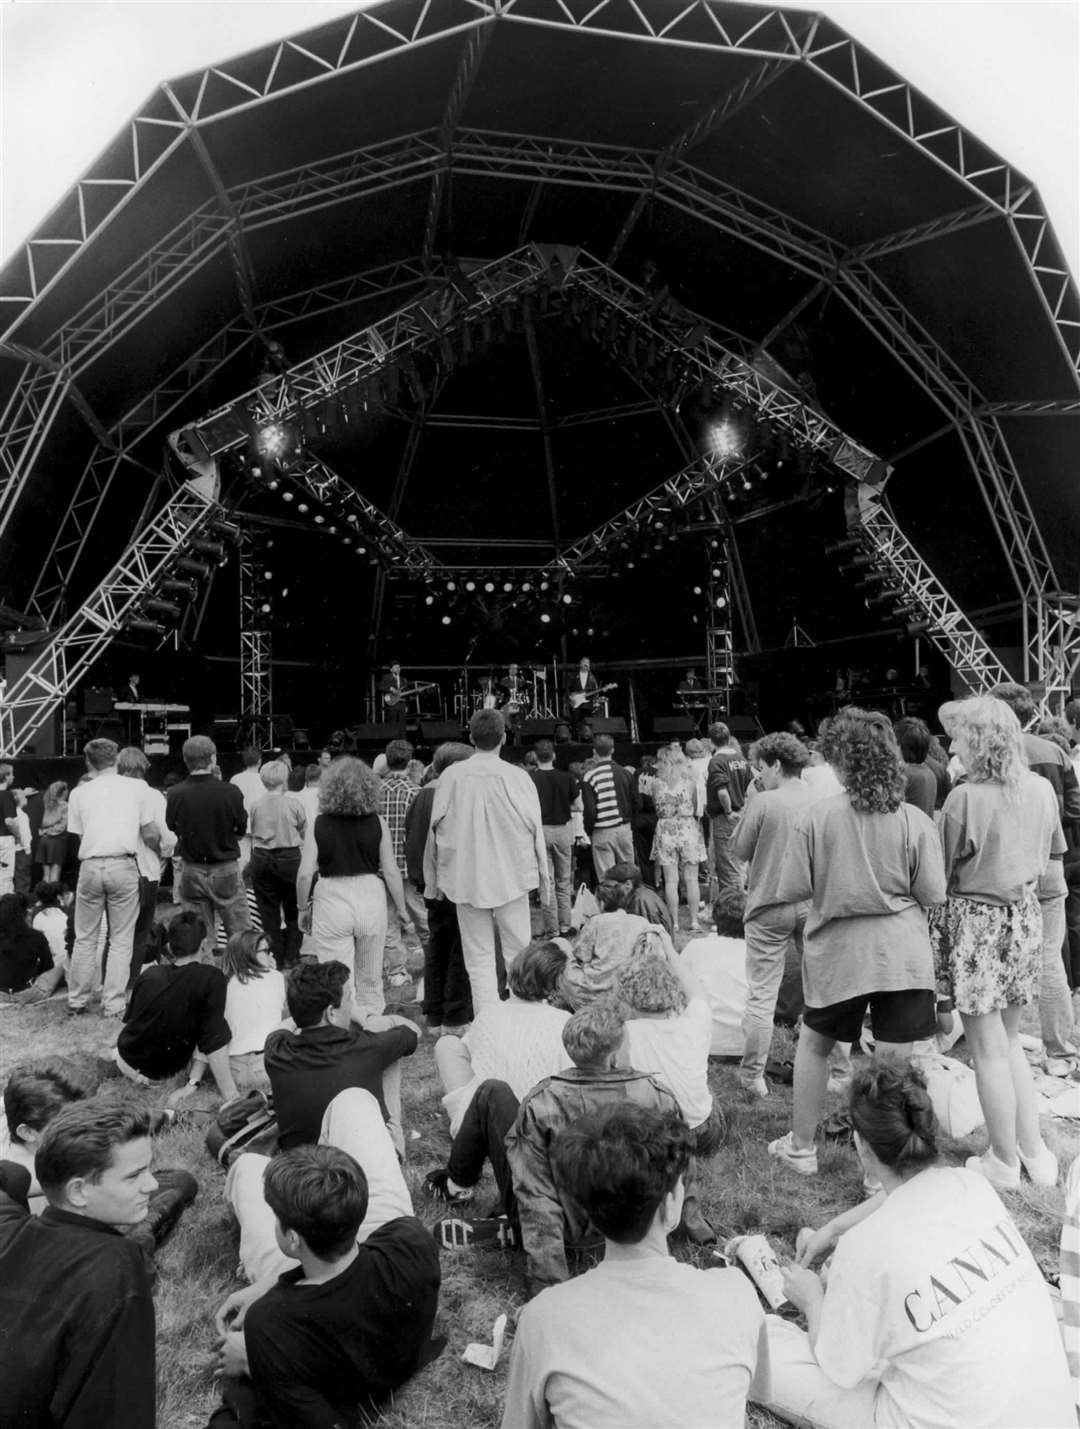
[1,0,1078,670]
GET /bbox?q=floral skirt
[929,890,1042,1016]
[650,815,706,869]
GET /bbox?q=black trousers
[446,1078,519,1217]
[421,895,473,1027]
[250,848,302,967]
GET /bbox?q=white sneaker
[741,1077,769,1099]
[768,1132,818,1176]
[966,1149,1020,1189]
[1019,1142,1058,1187]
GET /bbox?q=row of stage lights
[124,521,242,639]
[826,536,930,638]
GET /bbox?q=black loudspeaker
[350,723,399,742]
[653,715,695,735]
[521,719,555,738]
[83,687,115,716]
[591,717,627,735]
[4,652,58,754]
[728,715,763,741]
[420,721,464,741]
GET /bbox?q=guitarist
[379,662,407,728]
[564,656,601,739]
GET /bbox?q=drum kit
[454,664,559,721]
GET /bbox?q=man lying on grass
[208,1144,441,1429]
[501,1102,770,1429]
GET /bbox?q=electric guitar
[382,681,436,709]
[568,681,617,711]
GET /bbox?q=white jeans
[312,874,387,1020]
[760,1317,878,1429]
[456,894,531,1012]
[225,1087,413,1284]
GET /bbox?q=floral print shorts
[929,890,1042,1016]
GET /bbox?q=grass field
[2,948,1076,1429]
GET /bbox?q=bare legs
[660,863,680,930]
[792,1030,911,1152]
[682,865,701,930]
[962,1004,1042,1165]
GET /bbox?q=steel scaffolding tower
[238,537,273,749]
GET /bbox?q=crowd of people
[1,683,1079,1428]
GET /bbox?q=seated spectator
[31,879,73,996]
[248,760,306,969]
[0,1057,96,1213]
[0,891,53,1003]
[501,1103,770,1429]
[209,1144,441,1429]
[559,911,675,1010]
[265,961,417,1156]
[679,892,753,1056]
[116,910,240,1105]
[191,931,286,1094]
[433,941,570,1136]
[615,944,723,1157]
[596,860,674,935]
[0,1101,159,1429]
[764,1058,1074,1429]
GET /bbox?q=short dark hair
[33,880,64,908]
[849,1056,939,1173]
[117,746,149,778]
[709,722,730,745]
[432,742,472,775]
[507,940,568,1002]
[35,1099,153,1196]
[262,1144,368,1259]
[534,739,554,762]
[593,734,614,757]
[241,746,262,768]
[469,708,505,751]
[552,1104,691,1244]
[755,731,809,776]
[712,887,746,935]
[83,738,118,771]
[562,1001,625,1067]
[988,681,1036,725]
[183,735,216,770]
[603,860,641,887]
[384,739,413,771]
[286,960,351,1028]
[893,716,930,764]
[166,910,206,959]
[4,1059,95,1142]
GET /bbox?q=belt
[82,853,136,860]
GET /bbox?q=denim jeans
[69,856,140,1015]
[740,901,808,1082]
[178,859,251,953]
[250,847,302,967]
[541,823,574,934]
[710,812,745,898]
[1040,893,1076,1058]
[447,1078,519,1215]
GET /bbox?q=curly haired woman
[931,697,1062,1188]
[311,756,409,1019]
[769,709,946,1177]
[650,745,707,933]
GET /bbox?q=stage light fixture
[539,580,550,592]
[693,585,703,596]
[465,580,476,592]
[267,479,279,491]
[341,536,352,546]
[562,594,572,605]
[282,491,294,503]
[441,615,452,626]
[446,581,457,592]
[503,582,513,592]
[281,587,289,598]
[715,594,728,609]
[540,613,552,624]
[298,503,309,514]
[708,418,744,460]
[356,544,367,555]
[176,557,211,579]
[521,581,532,593]
[314,514,325,524]
[260,602,271,614]
[587,627,595,637]
[484,581,495,593]
[425,595,435,606]
[256,422,296,460]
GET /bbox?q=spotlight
[267,479,279,491]
[465,580,476,592]
[586,627,595,637]
[441,615,452,626]
[314,514,325,524]
[446,581,456,592]
[282,491,294,503]
[503,582,513,592]
[692,585,703,596]
[281,587,289,598]
[341,536,352,546]
[521,581,532,593]
[484,581,495,593]
[540,612,552,624]
[539,580,550,592]
[256,422,297,460]
[297,503,309,514]
[715,594,728,609]
[356,544,367,555]
[260,602,271,614]
[562,594,572,605]
[175,557,211,578]
[708,418,744,460]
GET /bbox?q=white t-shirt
[32,907,67,966]
[621,996,713,1128]
[230,766,266,821]
[66,769,159,858]
[442,998,570,1137]
[680,935,747,1056]
[816,1166,1074,1429]
[224,970,287,1056]
[801,763,843,801]
[502,1253,770,1429]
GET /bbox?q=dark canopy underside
[2,0,1078,680]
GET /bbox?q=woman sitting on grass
[0,892,53,1005]
[763,1057,1074,1429]
[190,930,286,1093]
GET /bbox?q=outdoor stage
[1,0,1078,760]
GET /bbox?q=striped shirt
[379,772,417,875]
[584,761,624,829]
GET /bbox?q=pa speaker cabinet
[591,717,628,735]
[351,723,400,742]
[521,719,555,738]
[728,715,762,742]
[4,651,58,754]
[420,721,464,741]
[653,715,695,735]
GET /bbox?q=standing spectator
[732,732,815,1096]
[893,716,938,818]
[0,1101,158,1429]
[405,743,473,1036]
[166,735,250,957]
[230,747,264,836]
[248,760,306,969]
[118,746,176,984]
[990,682,1080,1074]
[705,722,754,898]
[650,745,707,932]
[425,709,548,1012]
[379,740,427,991]
[11,790,32,895]
[931,697,1061,1186]
[581,734,634,881]
[630,754,659,887]
[0,764,19,895]
[530,739,579,938]
[67,739,163,1018]
[36,781,68,883]
[312,756,408,1020]
[769,709,946,1176]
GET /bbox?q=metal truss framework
[238,538,273,746]
[850,482,1014,697]
[0,478,220,756]
[0,0,1074,696]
